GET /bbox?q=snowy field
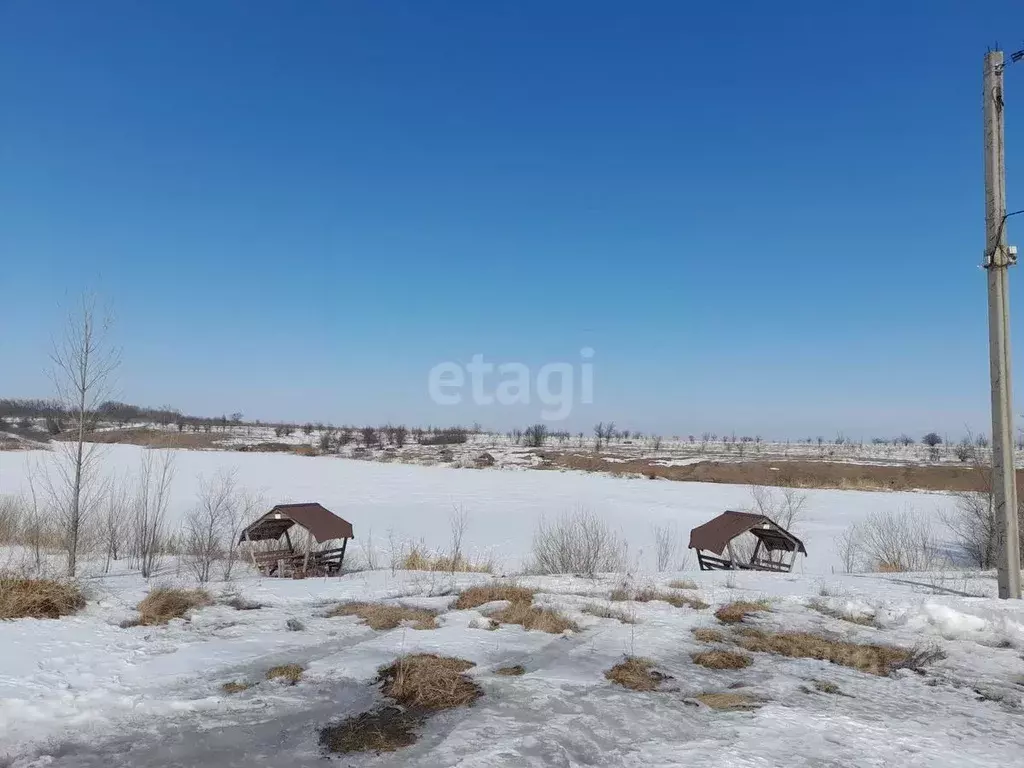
[1,567,1023,766]
[0,444,963,574]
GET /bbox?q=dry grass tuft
[605,656,671,691]
[692,650,753,670]
[377,654,481,710]
[0,575,85,620]
[135,587,212,626]
[454,584,535,610]
[696,692,760,710]
[667,579,698,590]
[692,627,727,644]
[736,629,912,676]
[714,600,770,624]
[222,681,252,694]
[266,664,304,684]
[609,587,631,602]
[224,596,263,611]
[491,602,579,633]
[612,587,708,610]
[813,680,843,695]
[581,603,637,624]
[495,665,526,676]
[808,599,877,627]
[319,707,420,754]
[400,544,493,573]
[327,602,438,630]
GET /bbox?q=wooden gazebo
[688,510,806,572]
[239,502,354,577]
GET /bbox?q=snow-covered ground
[1,567,1022,767]
[0,444,962,573]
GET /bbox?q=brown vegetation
[495,665,526,676]
[808,599,877,627]
[692,627,726,643]
[454,584,534,610]
[377,654,482,710]
[715,600,770,624]
[695,692,759,710]
[327,602,438,630]
[222,681,252,694]
[692,650,753,670]
[319,707,421,754]
[581,603,637,624]
[400,545,492,573]
[667,579,698,590]
[0,575,85,620]
[491,602,578,634]
[735,629,913,676]
[266,664,304,684]
[135,587,212,626]
[605,657,671,691]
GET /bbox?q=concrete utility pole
[983,50,1022,599]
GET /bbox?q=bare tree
[222,483,263,580]
[748,485,807,531]
[651,521,680,572]
[101,473,130,573]
[132,449,175,578]
[448,504,469,573]
[48,294,120,575]
[183,469,238,583]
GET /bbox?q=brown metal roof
[688,510,806,556]
[239,503,354,544]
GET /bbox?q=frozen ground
[1,567,1023,767]
[0,444,963,573]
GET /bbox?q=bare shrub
[523,423,548,448]
[131,450,175,578]
[748,485,806,530]
[604,656,670,691]
[377,654,481,710]
[183,469,238,583]
[651,521,681,572]
[328,602,438,630]
[530,508,624,576]
[0,574,85,619]
[843,507,940,572]
[135,587,211,625]
[692,650,752,669]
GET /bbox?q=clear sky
[3,1,1024,439]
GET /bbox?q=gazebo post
[339,536,348,571]
[244,529,259,574]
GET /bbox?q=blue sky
[2,1,1024,438]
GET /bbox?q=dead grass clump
[609,587,631,601]
[813,680,843,695]
[266,664,304,684]
[0,575,85,620]
[696,692,759,710]
[692,627,727,643]
[377,654,481,711]
[222,681,252,694]
[400,545,493,573]
[135,587,212,626]
[454,584,534,610]
[736,629,911,676]
[613,587,708,610]
[495,665,525,676]
[581,603,637,624]
[667,579,698,590]
[605,656,671,691]
[327,602,438,630]
[491,602,579,634]
[692,650,753,670]
[319,707,420,754]
[714,600,770,624]
[808,599,877,627]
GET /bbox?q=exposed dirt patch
[56,428,226,449]
[605,657,672,691]
[327,602,438,630]
[454,584,534,610]
[538,453,1008,493]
